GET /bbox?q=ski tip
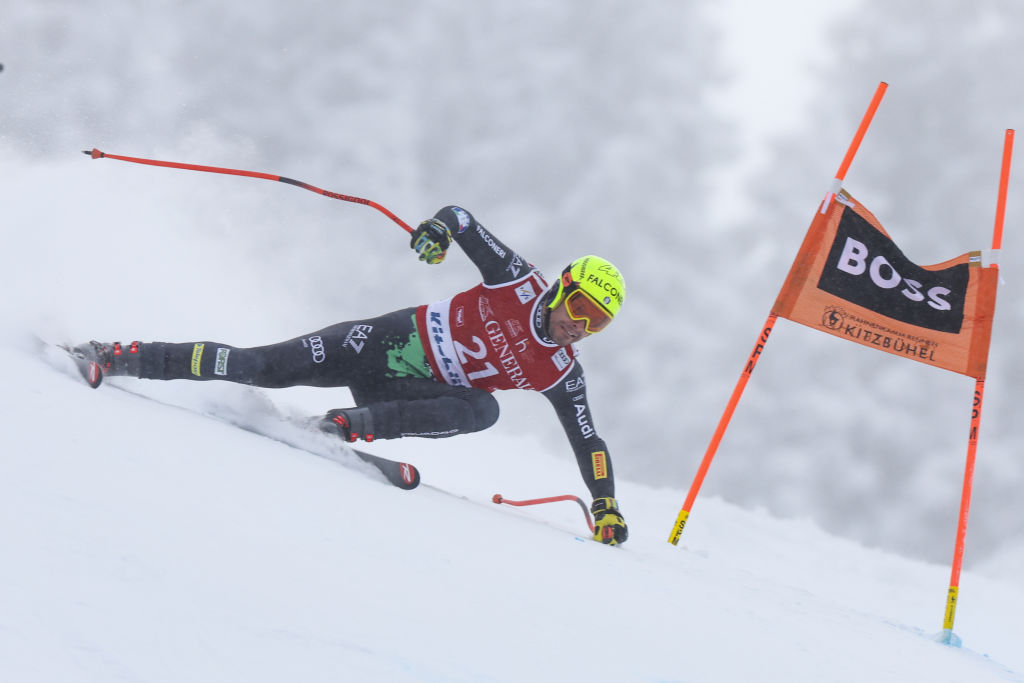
[53,342,105,388]
[397,463,420,490]
[85,361,104,388]
[351,448,420,490]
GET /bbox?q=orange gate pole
[668,82,888,545]
[940,128,1014,643]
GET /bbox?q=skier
[75,206,628,544]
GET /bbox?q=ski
[42,338,421,490]
[57,343,104,388]
[351,449,420,490]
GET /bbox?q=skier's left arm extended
[543,361,628,545]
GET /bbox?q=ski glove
[411,218,452,264]
[591,497,628,545]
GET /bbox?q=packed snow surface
[2,335,1023,682]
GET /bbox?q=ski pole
[492,494,595,533]
[82,148,413,233]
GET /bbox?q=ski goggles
[563,286,614,334]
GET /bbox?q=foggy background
[2,0,1022,567]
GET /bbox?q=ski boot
[320,407,375,442]
[72,340,143,378]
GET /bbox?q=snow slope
[2,333,1023,682]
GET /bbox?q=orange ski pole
[83,148,413,233]
[493,494,594,533]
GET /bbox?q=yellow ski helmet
[547,255,625,333]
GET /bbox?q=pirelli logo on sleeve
[191,343,205,376]
[591,451,608,480]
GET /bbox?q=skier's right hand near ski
[591,497,628,545]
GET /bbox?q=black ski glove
[410,218,452,264]
[591,497,628,545]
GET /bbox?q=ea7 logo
[564,377,585,393]
[507,254,524,278]
[343,324,373,353]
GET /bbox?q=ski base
[352,449,420,490]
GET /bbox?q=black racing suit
[135,206,616,499]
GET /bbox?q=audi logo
[308,335,326,363]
